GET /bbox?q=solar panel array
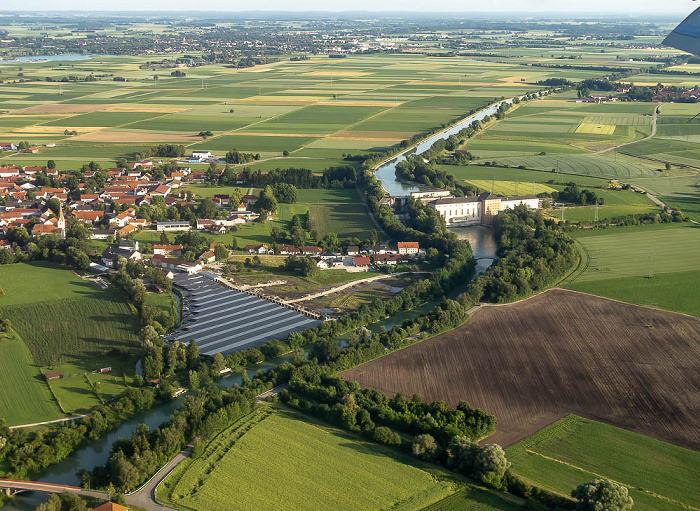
[170,273,320,356]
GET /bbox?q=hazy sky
[0,0,694,15]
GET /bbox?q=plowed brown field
[341,289,700,449]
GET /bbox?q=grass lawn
[143,292,175,313]
[0,330,64,426]
[506,415,700,511]
[308,203,375,240]
[161,408,458,511]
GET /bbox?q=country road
[124,445,193,511]
[8,415,87,430]
[283,271,428,304]
[600,106,658,154]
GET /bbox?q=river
[374,100,509,197]
[2,103,501,511]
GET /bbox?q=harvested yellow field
[240,96,322,103]
[104,105,190,113]
[71,130,202,143]
[303,71,373,77]
[499,76,532,82]
[14,126,75,134]
[15,103,117,114]
[463,179,557,196]
[315,100,401,107]
[229,132,315,138]
[576,122,616,135]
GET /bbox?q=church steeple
[57,202,66,239]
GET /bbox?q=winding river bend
[2,104,502,511]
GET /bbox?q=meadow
[160,408,459,511]
[506,415,700,511]
[565,224,700,315]
[0,331,64,426]
[0,262,140,420]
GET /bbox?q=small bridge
[0,479,107,499]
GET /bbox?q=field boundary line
[524,449,699,511]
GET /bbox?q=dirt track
[341,289,700,449]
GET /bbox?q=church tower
[57,202,66,239]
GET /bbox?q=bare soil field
[341,289,700,449]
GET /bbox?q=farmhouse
[397,241,420,256]
[429,192,539,226]
[245,244,269,254]
[153,244,183,256]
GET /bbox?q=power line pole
[594,202,599,222]
[561,205,565,223]
[648,253,655,279]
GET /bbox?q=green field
[463,179,556,196]
[422,489,523,511]
[0,262,139,367]
[564,224,700,315]
[308,203,375,240]
[0,331,64,426]
[507,415,700,511]
[161,409,459,511]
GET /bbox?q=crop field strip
[341,289,700,450]
[0,54,544,168]
[163,409,457,511]
[506,415,700,511]
[565,224,700,316]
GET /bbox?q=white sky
[0,0,694,15]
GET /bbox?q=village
[0,151,427,276]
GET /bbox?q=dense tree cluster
[282,255,319,277]
[240,166,358,189]
[553,183,602,205]
[137,144,186,159]
[460,207,578,305]
[282,366,496,444]
[89,384,259,491]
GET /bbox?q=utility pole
[648,253,655,279]
[201,78,204,89]
[515,180,519,195]
[561,205,565,222]
[594,202,599,222]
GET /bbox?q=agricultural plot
[0,332,64,426]
[472,154,658,180]
[630,174,700,222]
[0,53,534,168]
[546,187,660,222]
[341,289,700,450]
[308,203,376,240]
[462,180,556,196]
[161,409,458,511]
[0,262,139,366]
[565,224,700,316]
[507,415,700,511]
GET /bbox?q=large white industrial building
[427,192,540,226]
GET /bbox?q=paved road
[124,444,193,511]
[8,415,87,430]
[0,479,106,500]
